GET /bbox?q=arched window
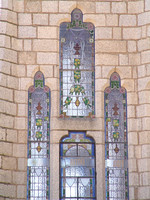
[104,72,129,200]
[27,71,50,200]
[60,132,96,200]
[59,8,95,117]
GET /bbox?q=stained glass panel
[60,9,95,117]
[104,72,129,200]
[60,132,96,200]
[27,71,50,200]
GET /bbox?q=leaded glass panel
[60,132,96,200]
[60,9,95,117]
[104,72,129,200]
[27,71,50,200]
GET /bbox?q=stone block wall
[0,0,150,199]
[0,0,26,199]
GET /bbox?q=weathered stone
[112,2,126,13]
[19,52,36,65]
[2,156,16,170]
[0,184,16,198]
[0,169,12,183]
[33,14,48,25]
[119,15,136,26]
[13,144,26,157]
[96,2,110,13]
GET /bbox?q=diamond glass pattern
[59,9,95,117]
[104,72,129,200]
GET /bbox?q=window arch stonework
[27,71,51,200]
[104,72,129,200]
[60,132,96,200]
[59,8,95,118]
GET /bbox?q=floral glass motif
[27,71,50,200]
[104,72,129,200]
[60,9,95,117]
[60,132,96,200]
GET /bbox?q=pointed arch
[27,71,51,199]
[104,72,129,200]
[60,131,96,200]
[59,8,95,117]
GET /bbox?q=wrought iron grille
[27,71,50,200]
[59,9,95,117]
[60,132,96,200]
[104,72,129,200]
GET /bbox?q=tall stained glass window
[60,132,96,200]
[27,71,50,200]
[60,8,95,117]
[104,72,129,200]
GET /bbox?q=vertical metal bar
[77,177,78,200]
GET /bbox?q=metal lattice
[60,132,96,200]
[104,72,129,200]
[59,9,95,117]
[27,71,50,200]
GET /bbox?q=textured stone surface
[0,184,16,198]
[42,1,58,12]
[84,14,105,27]
[96,2,110,13]
[123,27,141,39]
[112,2,126,13]
[0,0,12,10]
[33,14,48,25]
[141,50,150,64]
[106,14,118,26]
[96,27,112,39]
[2,157,16,170]
[33,39,57,52]
[25,0,41,13]
[128,1,144,13]
[19,52,36,64]
[119,15,136,26]
[18,13,32,25]
[59,1,76,13]
[145,0,150,11]
[138,11,150,26]
[37,52,58,65]
[38,27,58,39]
[96,54,118,65]
[18,26,36,38]
[96,40,126,53]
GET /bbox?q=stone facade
[0,0,150,199]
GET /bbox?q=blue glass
[60,132,96,200]
[27,71,51,200]
[60,9,95,117]
[104,72,129,200]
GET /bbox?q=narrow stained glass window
[27,71,50,200]
[60,8,95,117]
[104,72,129,200]
[60,132,96,200]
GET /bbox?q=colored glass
[27,71,50,200]
[60,132,96,200]
[60,9,95,117]
[104,72,129,200]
